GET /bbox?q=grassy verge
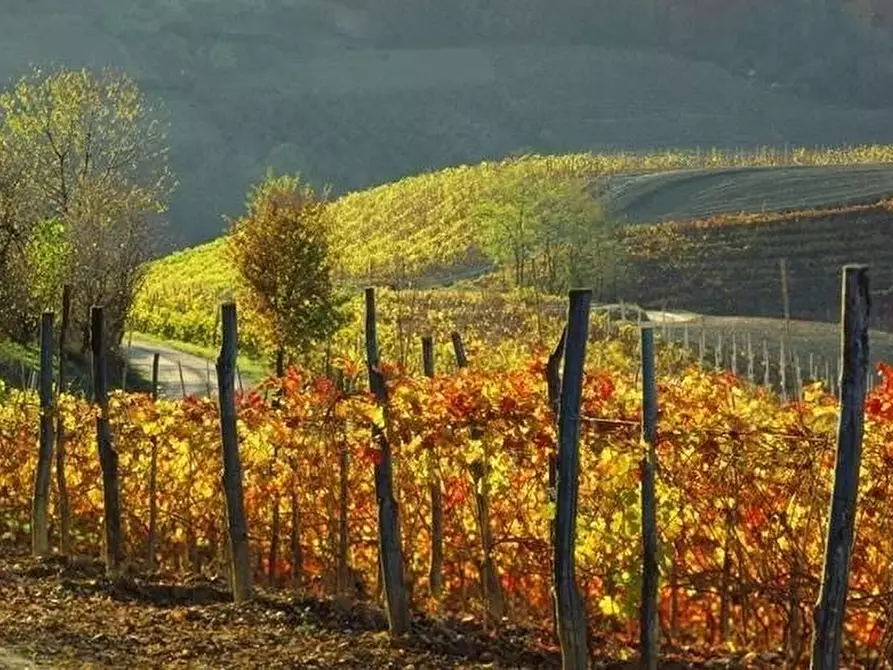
[126,331,271,381]
[0,340,40,388]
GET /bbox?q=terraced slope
[623,201,893,328]
[605,165,893,223]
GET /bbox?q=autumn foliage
[2,334,893,661]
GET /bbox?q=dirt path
[123,338,254,398]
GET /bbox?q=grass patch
[0,340,40,388]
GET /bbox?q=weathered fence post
[451,330,505,625]
[148,353,160,571]
[779,336,788,402]
[56,284,72,555]
[335,441,350,593]
[810,265,871,670]
[795,352,804,399]
[366,288,410,635]
[730,332,738,376]
[640,324,660,670]
[92,307,123,575]
[216,302,252,602]
[554,290,592,669]
[450,331,469,369]
[746,333,755,383]
[422,336,444,599]
[546,327,567,640]
[698,326,706,366]
[762,340,771,388]
[31,312,55,557]
[178,361,187,397]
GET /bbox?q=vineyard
[4,282,893,666]
[130,145,893,360]
[624,201,893,328]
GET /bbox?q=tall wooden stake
[810,266,870,670]
[56,285,72,554]
[366,288,410,635]
[148,353,160,570]
[422,336,443,599]
[216,303,252,602]
[92,307,123,575]
[31,312,55,557]
[554,290,592,669]
[640,325,660,670]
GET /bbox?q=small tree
[0,131,39,340]
[227,172,345,369]
[0,66,174,346]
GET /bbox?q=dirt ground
[0,547,777,669]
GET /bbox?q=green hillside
[130,146,893,356]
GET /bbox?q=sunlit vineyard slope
[132,146,893,355]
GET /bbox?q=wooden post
[730,332,738,376]
[746,333,755,384]
[92,307,123,575]
[795,353,804,399]
[698,327,706,366]
[216,303,252,602]
[554,290,592,668]
[148,353,160,571]
[31,312,55,557]
[715,333,723,371]
[290,486,304,588]
[56,285,72,555]
[365,288,410,635]
[336,438,350,594]
[546,327,567,641]
[640,325,660,670]
[450,330,504,624]
[236,366,244,395]
[422,336,443,599]
[825,359,832,395]
[763,340,771,388]
[810,265,870,670]
[450,331,469,369]
[683,324,690,351]
[779,336,788,402]
[178,361,187,398]
[206,360,213,397]
[781,257,792,347]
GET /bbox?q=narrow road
[124,338,253,399]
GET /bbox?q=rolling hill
[129,149,893,358]
[6,3,893,248]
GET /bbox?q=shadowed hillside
[5,1,893,249]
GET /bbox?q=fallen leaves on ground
[0,548,776,668]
